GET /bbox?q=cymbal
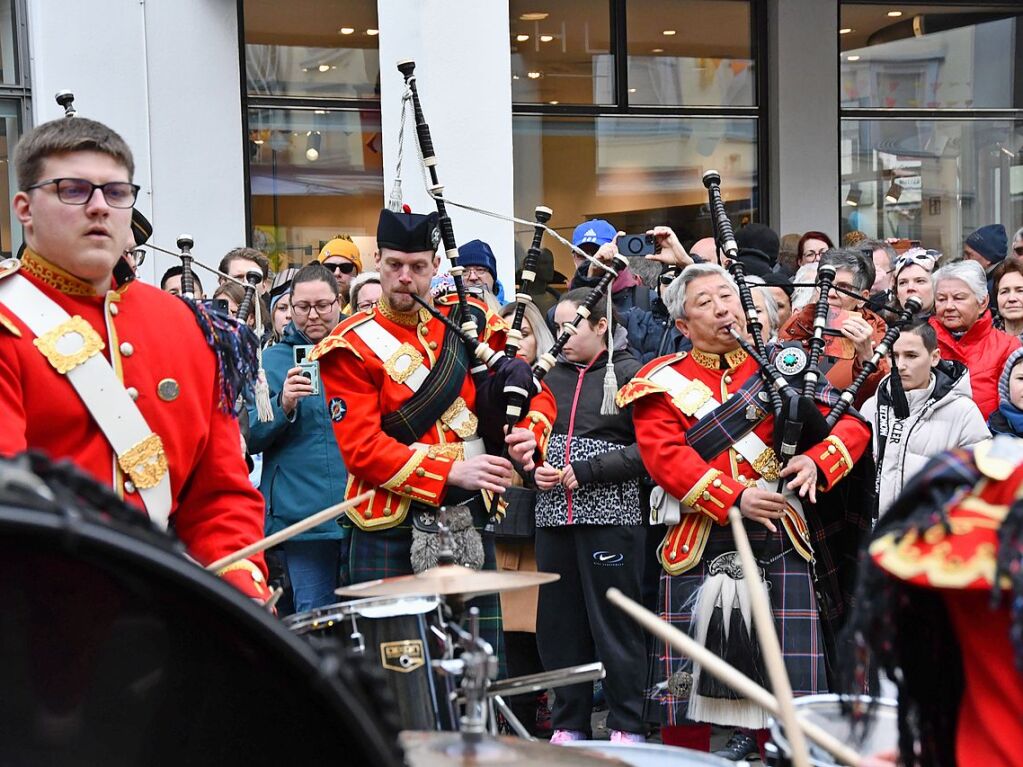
[399,731,628,766]
[335,564,558,599]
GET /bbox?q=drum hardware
[334,563,558,600]
[399,730,629,766]
[765,695,897,767]
[606,587,863,766]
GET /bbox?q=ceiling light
[540,34,554,42]
[628,88,636,93]
[253,138,265,145]
[839,28,853,34]
[305,131,321,162]
[652,48,664,53]
[512,74,520,80]
[845,186,862,207]
[847,55,861,61]
[314,110,327,115]
[527,71,542,79]
[549,100,559,105]
[318,64,330,72]
[663,30,676,36]
[366,29,379,36]
[519,12,548,21]
[887,10,903,17]
[516,34,529,41]
[338,27,354,35]
[885,179,902,204]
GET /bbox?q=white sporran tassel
[600,289,619,415]
[252,296,273,422]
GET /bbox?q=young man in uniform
[0,116,268,599]
[619,263,870,759]
[311,208,555,650]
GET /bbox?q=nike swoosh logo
[598,554,617,562]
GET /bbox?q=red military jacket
[870,440,1023,767]
[312,293,556,530]
[619,347,870,574]
[0,251,268,599]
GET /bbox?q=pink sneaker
[610,730,646,744]
[550,729,587,744]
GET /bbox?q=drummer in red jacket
[848,436,1023,767]
[0,116,268,599]
[929,259,1020,419]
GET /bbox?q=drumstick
[205,491,374,572]
[605,587,864,767]
[729,507,811,767]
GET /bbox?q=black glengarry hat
[377,208,441,253]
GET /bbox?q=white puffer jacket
[861,360,990,517]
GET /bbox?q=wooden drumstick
[729,506,811,767]
[206,491,374,572]
[605,587,864,767]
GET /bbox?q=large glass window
[839,3,1023,251]
[243,0,382,272]
[514,114,758,248]
[627,0,755,107]
[511,1,761,279]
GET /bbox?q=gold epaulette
[615,352,687,408]
[0,258,22,337]
[308,311,374,362]
[973,435,1023,482]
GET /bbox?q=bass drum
[0,454,400,767]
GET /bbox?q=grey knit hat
[997,347,1023,407]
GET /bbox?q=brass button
[124,480,136,494]
[428,341,438,350]
[109,303,119,316]
[682,544,690,554]
[712,479,722,488]
[441,423,450,432]
[701,491,711,501]
[251,569,264,583]
[827,445,837,455]
[383,507,393,516]
[119,341,134,357]
[415,467,426,477]
[126,386,139,401]
[735,454,745,463]
[363,510,373,519]
[419,326,429,336]
[404,484,414,493]
[723,375,732,384]
[157,378,180,402]
[530,415,540,423]
[737,474,747,483]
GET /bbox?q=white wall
[25,0,246,285]
[377,0,516,292]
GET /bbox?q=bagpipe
[393,61,627,453]
[704,170,921,478]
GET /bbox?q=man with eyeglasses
[0,116,270,601]
[246,262,348,612]
[309,207,556,656]
[316,234,361,309]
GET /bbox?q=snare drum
[564,741,736,765]
[765,694,898,766]
[0,455,398,767]
[286,595,455,731]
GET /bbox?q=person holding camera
[246,262,348,613]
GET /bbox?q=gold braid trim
[381,448,430,494]
[20,249,96,296]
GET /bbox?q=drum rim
[284,594,442,631]
[768,693,899,764]
[0,503,400,765]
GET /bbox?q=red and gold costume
[869,439,1023,767]
[618,347,870,573]
[0,251,268,599]
[312,293,555,529]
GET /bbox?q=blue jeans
[281,539,348,613]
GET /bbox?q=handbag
[493,485,536,541]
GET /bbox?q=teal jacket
[246,322,348,540]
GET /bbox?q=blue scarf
[997,402,1023,435]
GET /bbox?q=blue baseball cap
[572,219,616,247]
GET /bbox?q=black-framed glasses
[26,177,140,208]
[292,298,338,316]
[125,247,146,267]
[325,260,357,275]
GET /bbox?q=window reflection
[840,5,1023,110]
[509,0,612,104]
[627,0,755,107]
[244,0,380,99]
[248,108,383,272]
[840,119,1023,255]
[513,114,758,278]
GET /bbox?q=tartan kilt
[647,521,827,727]
[347,509,504,668]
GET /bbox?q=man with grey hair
[779,248,890,405]
[930,258,1020,418]
[858,238,896,294]
[619,262,871,759]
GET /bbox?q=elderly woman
[991,257,1023,338]
[746,274,780,343]
[893,248,937,317]
[929,260,1021,419]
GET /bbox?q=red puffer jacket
[929,312,1021,419]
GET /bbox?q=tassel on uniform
[252,291,274,423]
[600,289,619,415]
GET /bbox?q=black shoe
[713,731,759,762]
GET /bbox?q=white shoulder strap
[0,271,172,529]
